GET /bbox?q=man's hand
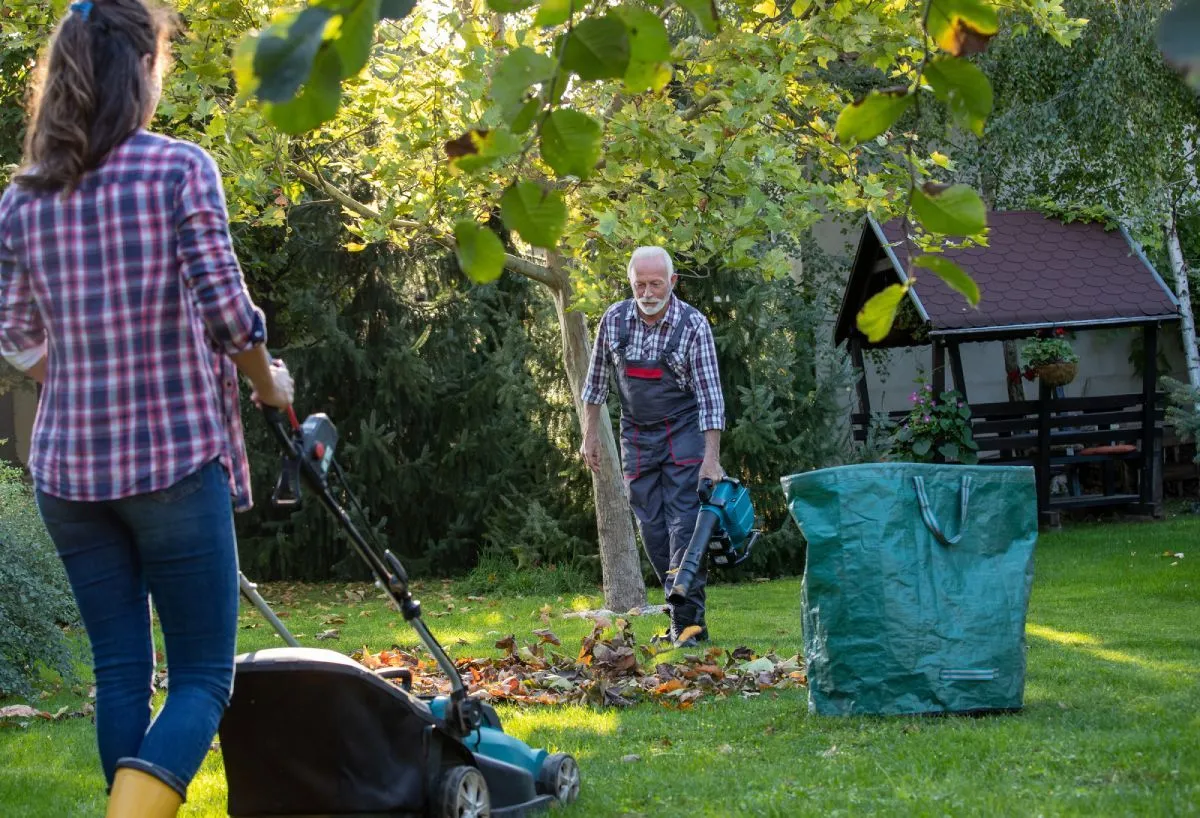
[580,403,604,474]
[699,455,724,485]
[580,430,601,473]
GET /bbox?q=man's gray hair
[627,245,674,281]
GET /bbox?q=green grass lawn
[2,517,1198,817]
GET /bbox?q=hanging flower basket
[1021,330,1079,388]
[1035,361,1078,387]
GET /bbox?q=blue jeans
[36,459,239,799]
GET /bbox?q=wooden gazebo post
[1141,322,1159,510]
[849,337,871,416]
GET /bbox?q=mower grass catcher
[218,408,580,818]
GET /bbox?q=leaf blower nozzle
[667,507,720,605]
[667,477,759,606]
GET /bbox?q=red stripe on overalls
[629,426,641,479]
[626,366,664,379]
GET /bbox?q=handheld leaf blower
[667,477,760,606]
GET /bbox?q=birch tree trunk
[1166,208,1200,392]
[545,257,647,612]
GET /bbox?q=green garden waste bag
[781,463,1037,717]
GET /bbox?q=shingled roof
[835,210,1180,347]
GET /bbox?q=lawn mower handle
[261,406,482,738]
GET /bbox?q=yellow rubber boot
[105,767,183,818]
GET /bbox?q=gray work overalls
[613,299,707,636]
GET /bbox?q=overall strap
[615,299,635,354]
[662,303,693,360]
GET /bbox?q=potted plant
[1021,328,1079,387]
[890,379,980,464]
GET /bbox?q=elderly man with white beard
[579,246,727,646]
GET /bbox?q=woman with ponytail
[0,1,294,814]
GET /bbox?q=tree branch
[288,164,559,288]
[681,93,720,121]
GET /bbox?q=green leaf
[835,88,913,144]
[253,7,335,103]
[540,108,602,178]
[938,442,960,461]
[856,282,910,343]
[264,46,343,134]
[624,60,673,93]
[333,0,381,79]
[914,254,979,306]
[913,438,932,457]
[675,0,719,35]
[923,56,992,137]
[912,183,987,237]
[927,0,999,57]
[489,0,537,12]
[500,182,568,248]
[379,0,416,19]
[616,6,671,63]
[490,46,556,117]
[790,0,811,15]
[510,98,542,134]
[548,71,571,106]
[596,210,619,236]
[534,0,573,26]
[449,128,523,173]
[1159,0,1200,90]
[454,221,506,283]
[232,35,259,98]
[205,112,227,138]
[562,15,631,80]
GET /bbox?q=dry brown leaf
[654,679,686,695]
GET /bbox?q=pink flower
[909,392,918,402]
[922,415,931,423]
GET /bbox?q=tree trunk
[1003,340,1025,402]
[283,166,648,607]
[545,259,647,612]
[1166,209,1200,392]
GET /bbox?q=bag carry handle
[913,474,972,546]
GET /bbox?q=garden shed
[836,211,1182,522]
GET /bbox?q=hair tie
[70,1,93,21]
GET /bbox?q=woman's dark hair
[16,0,176,192]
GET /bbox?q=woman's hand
[250,359,294,409]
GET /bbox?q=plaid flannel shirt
[581,295,725,431]
[0,131,266,510]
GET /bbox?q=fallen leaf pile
[352,617,806,709]
[0,697,94,727]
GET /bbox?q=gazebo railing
[851,391,1165,516]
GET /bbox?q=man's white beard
[637,291,670,315]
